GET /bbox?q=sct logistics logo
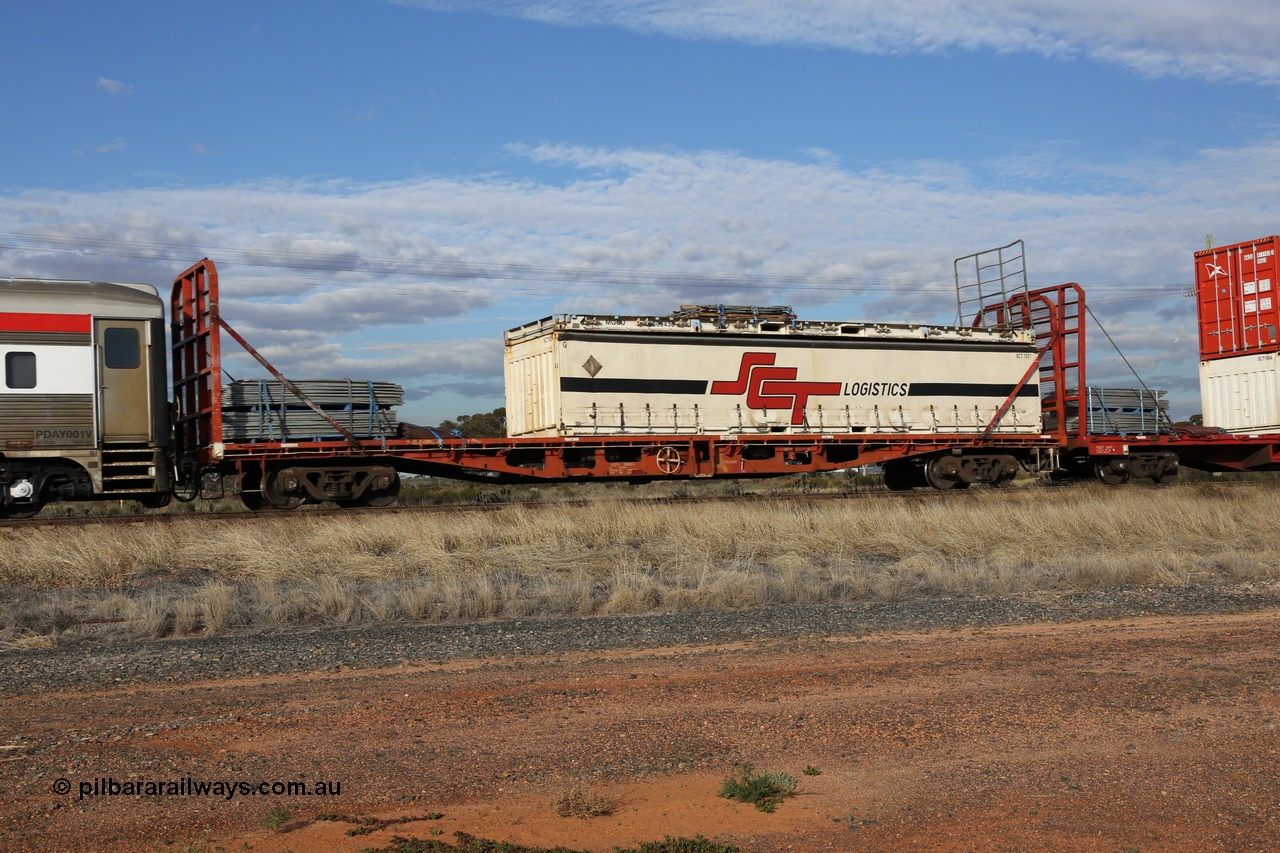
[710,352,842,425]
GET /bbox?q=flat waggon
[4,238,1280,517]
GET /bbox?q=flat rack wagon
[163,253,1280,511]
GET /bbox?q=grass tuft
[551,785,616,819]
[261,804,291,832]
[717,763,797,813]
[5,483,1280,646]
[357,832,738,852]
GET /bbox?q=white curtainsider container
[503,310,1042,437]
[1200,352,1280,433]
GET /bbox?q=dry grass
[2,482,1278,647]
[552,786,617,818]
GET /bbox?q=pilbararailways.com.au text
[54,777,343,801]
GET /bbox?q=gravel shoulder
[5,582,1280,695]
[4,584,1280,852]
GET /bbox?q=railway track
[0,487,947,529]
[0,477,1200,530]
[0,498,526,529]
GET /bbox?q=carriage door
[95,319,152,441]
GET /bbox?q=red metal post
[997,283,1086,446]
[170,259,224,463]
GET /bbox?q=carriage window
[103,327,140,369]
[5,352,36,389]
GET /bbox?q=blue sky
[4,0,1280,422]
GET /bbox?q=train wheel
[263,469,305,510]
[989,457,1020,488]
[924,456,965,490]
[239,468,267,511]
[2,479,44,518]
[361,473,400,507]
[1094,459,1130,486]
[1152,455,1180,485]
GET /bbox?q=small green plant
[717,763,797,813]
[345,818,382,837]
[355,832,739,852]
[261,805,291,831]
[802,765,822,776]
[624,837,740,853]
[313,812,445,837]
[340,814,445,836]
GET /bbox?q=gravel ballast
[4,582,1279,695]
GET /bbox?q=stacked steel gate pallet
[221,379,403,443]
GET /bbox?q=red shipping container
[1196,235,1280,360]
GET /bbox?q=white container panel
[504,332,559,436]
[1199,353,1280,433]
[505,325,1041,437]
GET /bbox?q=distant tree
[1175,414,1204,426]
[438,407,506,438]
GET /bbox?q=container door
[1197,238,1280,359]
[95,319,152,441]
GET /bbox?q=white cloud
[193,143,211,156]
[3,139,1278,418]
[225,282,495,334]
[95,77,134,97]
[219,335,501,383]
[95,138,127,154]
[400,0,1280,84]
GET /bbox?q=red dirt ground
[4,610,1280,852]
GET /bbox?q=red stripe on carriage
[0,312,92,333]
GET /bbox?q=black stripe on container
[560,377,709,394]
[909,383,1040,398]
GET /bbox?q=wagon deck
[169,259,1280,509]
